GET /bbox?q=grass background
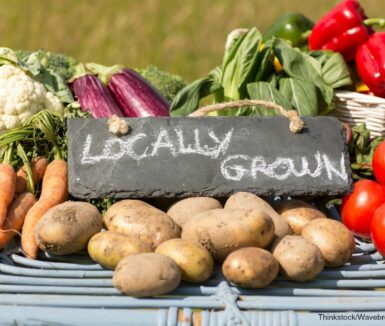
[1,0,384,81]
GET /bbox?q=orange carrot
[21,159,68,259]
[0,163,16,226]
[0,193,36,249]
[15,156,49,193]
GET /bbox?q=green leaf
[246,81,292,116]
[221,27,263,100]
[0,47,18,65]
[170,77,222,117]
[279,77,318,116]
[273,39,334,107]
[19,51,74,103]
[310,50,353,89]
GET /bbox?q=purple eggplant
[70,64,123,118]
[107,68,170,117]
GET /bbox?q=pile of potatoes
[32,192,356,297]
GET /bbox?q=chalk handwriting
[80,127,347,183]
[220,152,348,182]
[81,128,234,164]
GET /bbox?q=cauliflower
[0,65,63,130]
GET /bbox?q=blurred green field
[1,0,384,81]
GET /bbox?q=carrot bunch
[0,155,51,250]
[0,110,68,257]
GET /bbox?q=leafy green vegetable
[273,38,334,111]
[170,67,222,117]
[348,124,384,179]
[221,28,263,100]
[16,49,78,81]
[136,65,187,102]
[279,77,318,116]
[20,52,74,104]
[0,48,74,104]
[170,28,353,117]
[247,81,291,116]
[310,50,353,89]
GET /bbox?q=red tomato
[341,179,385,239]
[373,140,385,185]
[371,203,385,256]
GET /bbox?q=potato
[272,235,324,281]
[302,218,355,267]
[167,197,222,227]
[113,253,181,297]
[35,201,102,255]
[155,238,213,282]
[88,231,153,269]
[278,199,327,235]
[222,247,279,288]
[104,200,181,250]
[225,192,291,238]
[182,208,274,262]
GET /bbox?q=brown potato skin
[301,218,355,267]
[104,200,181,250]
[222,247,279,288]
[225,192,291,238]
[167,197,222,227]
[182,208,274,262]
[113,253,181,297]
[278,200,327,235]
[35,201,102,255]
[155,238,214,282]
[272,235,324,281]
[88,231,153,269]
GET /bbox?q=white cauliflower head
[0,65,63,130]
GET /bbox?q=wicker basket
[333,90,385,137]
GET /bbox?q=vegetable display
[2,0,385,300]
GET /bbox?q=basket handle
[188,100,304,134]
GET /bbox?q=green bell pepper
[263,12,314,48]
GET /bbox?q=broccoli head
[137,65,187,102]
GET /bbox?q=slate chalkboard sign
[67,116,352,199]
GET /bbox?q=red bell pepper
[309,0,373,62]
[356,33,385,98]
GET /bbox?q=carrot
[21,159,68,259]
[15,156,49,193]
[0,163,16,226]
[0,193,36,249]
